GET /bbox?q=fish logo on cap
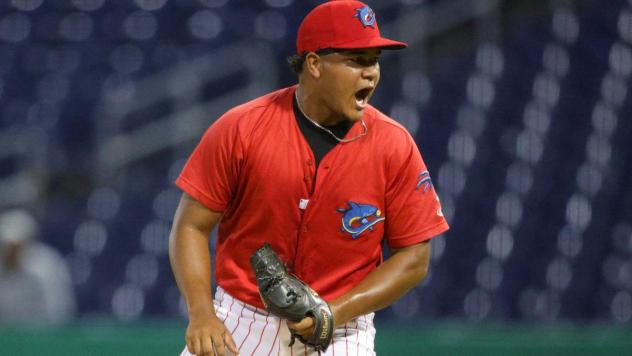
[354,5,376,28]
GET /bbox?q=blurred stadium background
[1,0,632,354]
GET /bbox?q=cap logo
[354,6,376,28]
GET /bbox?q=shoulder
[365,106,425,172]
[200,86,293,144]
[217,87,293,128]
[366,105,416,148]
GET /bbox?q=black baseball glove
[250,243,334,352]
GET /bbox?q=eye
[357,57,379,66]
[344,55,379,67]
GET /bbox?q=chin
[348,113,363,122]
[345,108,364,121]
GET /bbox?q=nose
[362,62,380,83]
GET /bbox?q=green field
[1,320,630,355]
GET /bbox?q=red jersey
[176,86,449,308]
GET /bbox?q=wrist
[329,300,349,328]
[187,301,216,319]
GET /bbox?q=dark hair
[286,48,339,75]
[287,54,306,74]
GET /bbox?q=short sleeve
[384,133,449,248]
[175,113,243,212]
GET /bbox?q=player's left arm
[288,241,430,334]
[290,132,443,337]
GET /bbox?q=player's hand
[186,311,239,356]
[287,316,316,340]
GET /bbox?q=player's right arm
[169,192,239,356]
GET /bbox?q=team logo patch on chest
[337,201,385,239]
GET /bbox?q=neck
[295,85,344,126]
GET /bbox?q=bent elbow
[411,243,431,285]
[412,259,430,285]
[392,241,432,287]
[420,261,430,282]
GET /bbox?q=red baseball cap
[296,0,407,54]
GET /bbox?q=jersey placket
[291,125,345,274]
[292,121,361,274]
[292,139,316,271]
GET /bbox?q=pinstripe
[217,287,224,303]
[238,307,258,350]
[355,319,360,356]
[216,288,226,317]
[221,291,235,323]
[344,322,349,356]
[363,316,369,353]
[332,334,336,356]
[267,320,281,356]
[230,303,246,335]
[251,313,269,355]
[217,287,224,306]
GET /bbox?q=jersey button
[302,226,308,232]
[304,176,310,182]
[306,159,312,166]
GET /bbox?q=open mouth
[354,87,372,108]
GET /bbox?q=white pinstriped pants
[181,286,376,356]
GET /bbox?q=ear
[304,52,322,79]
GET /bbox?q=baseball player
[169,1,449,355]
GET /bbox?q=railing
[93,41,278,181]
